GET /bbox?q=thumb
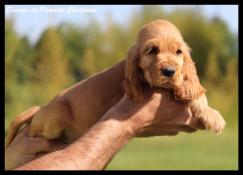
[185,115,205,130]
[24,137,67,154]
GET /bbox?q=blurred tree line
[5,6,238,133]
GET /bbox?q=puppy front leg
[174,80,206,101]
[189,94,226,134]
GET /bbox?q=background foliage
[5,6,238,170]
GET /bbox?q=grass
[106,127,238,170]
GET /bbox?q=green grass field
[107,127,238,170]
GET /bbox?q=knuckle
[39,138,50,148]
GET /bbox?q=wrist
[100,107,142,138]
[71,116,135,170]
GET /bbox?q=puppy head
[124,20,204,101]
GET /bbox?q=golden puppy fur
[6,61,126,146]
[6,20,225,147]
[124,20,225,133]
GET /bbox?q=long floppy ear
[175,46,206,100]
[123,45,144,101]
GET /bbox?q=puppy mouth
[146,69,177,89]
[154,79,175,89]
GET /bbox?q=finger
[43,139,67,152]
[176,125,197,133]
[166,131,179,136]
[185,116,205,130]
[136,131,179,137]
[22,137,66,154]
[173,108,193,125]
[22,125,31,136]
[35,151,48,158]
[10,125,31,144]
[161,126,197,134]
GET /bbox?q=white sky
[5,5,238,45]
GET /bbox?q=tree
[57,23,87,81]
[5,17,20,65]
[32,27,73,98]
[210,17,238,74]
[5,17,20,104]
[205,49,221,86]
[223,57,238,93]
[14,36,34,83]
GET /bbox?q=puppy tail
[5,106,40,147]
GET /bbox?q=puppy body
[6,60,125,146]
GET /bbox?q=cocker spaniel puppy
[124,20,225,133]
[6,20,225,149]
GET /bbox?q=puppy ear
[123,45,144,101]
[175,47,206,100]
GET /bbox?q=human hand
[105,88,205,137]
[5,125,66,170]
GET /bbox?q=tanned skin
[15,89,202,170]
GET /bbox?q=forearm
[15,114,134,170]
[64,119,134,170]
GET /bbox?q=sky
[5,5,238,45]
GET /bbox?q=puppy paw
[202,109,226,134]
[174,80,206,101]
[174,86,195,100]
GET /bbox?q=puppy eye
[176,49,182,55]
[146,46,159,55]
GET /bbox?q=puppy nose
[161,67,175,77]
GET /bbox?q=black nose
[161,67,175,77]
